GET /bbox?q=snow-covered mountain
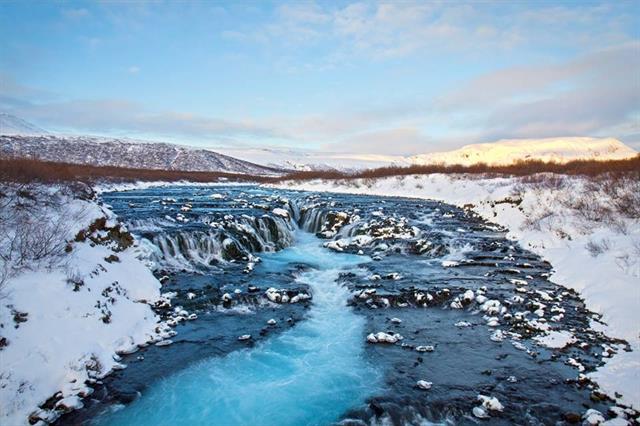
[0,135,283,176]
[0,112,48,135]
[215,147,406,172]
[1,112,635,173]
[408,137,637,166]
[219,137,637,172]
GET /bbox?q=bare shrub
[522,208,554,231]
[585,238,611,257]
[0,184,88,290]
[601,175,640,219]
[520,173,567,191]
[569,196,614,224]
[2,154,638,185]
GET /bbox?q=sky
[0,0,639,155]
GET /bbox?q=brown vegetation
[281,155,640,181]
[1,154,638,184]
[0,156,270,184]
[0,183,89,289]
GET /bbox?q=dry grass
[1,154,638,185]
[284,156,640,180]
[0,157,272,184]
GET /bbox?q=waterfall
[141,212,300,271]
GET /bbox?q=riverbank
[0,184,165,425]
[273,173,640,409]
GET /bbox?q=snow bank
[273,173,640,408]
[0,186,163,425]
[94,180,243,194]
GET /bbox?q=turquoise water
[95,232,380,426]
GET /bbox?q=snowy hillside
[0,113,48,136]
[409,137,637,166]
[0,135,283,176]
[218,137,637,172]
[0,184,170,425]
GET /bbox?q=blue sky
[1,1,639,154]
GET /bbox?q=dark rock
[563,412,581,423]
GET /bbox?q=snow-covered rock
[416,380,432,390]
[477,394,504,412]
[534,330,577,349]
[366,332,403,344]
[272,208,290,218]
[583,409,606,425]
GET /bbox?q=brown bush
[0,184,89,289]
[0,156,272,184]
[1,153,638,185]
[282,155,640,181]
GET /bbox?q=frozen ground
[274,173,640,409]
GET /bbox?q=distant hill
[0,134,283,176]
[2,113,636,173]
[408,137,637,166]
[216,147,406,172]
[0,113,48,135]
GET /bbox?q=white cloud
[128,66,140,74]
[62,8,90,19]
[221,2,637,62]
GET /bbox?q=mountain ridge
[0,112,48,135]
[1,114,636,173]
[0,134,284,176]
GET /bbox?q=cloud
[481,83,640,140]
[62,8,91,19]
[2,28,637,157]
[438,43,640,111]
[0,93,288,142]
[221,2,637,62]
[435,43,640,143]
[325,127,436,156]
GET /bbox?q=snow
[94,180,244,194]
[214,146,405,172]
[366,332,403,344]
[416,380,432,390]
[477,394,504,412]
[0,134,280,175]
[273,172,640,408]
[217,137,636,172]
[534,330,577,349]
[0,112,48,136]
[409,137,637,166]
[583,409,606,425]
[272,207,290,218]
[0,187,163,425]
